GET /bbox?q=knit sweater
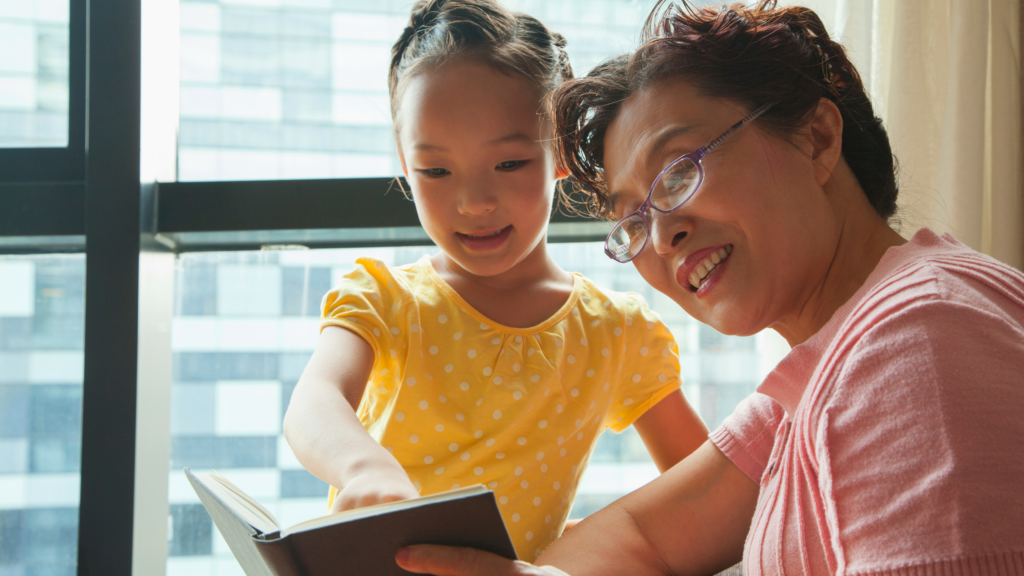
[710,228,1024,575]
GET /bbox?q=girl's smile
[457,225,513,251]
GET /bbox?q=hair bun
[552,32,568,49]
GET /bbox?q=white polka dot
[476,398,484,406]
[456,413,465,421]
[444,364,454,373]
[439,395,447,403]
[497,452,506,460]
[380,368,389,376]
[468,349,477,358]
[632,374,641,383]
[520,480,529,488]
[663,348,670,357]
[494,376,503,385]
[577,432,584,440]
[377,386,387,394]
[373,328,381,337]
[526,531,534,541]
[626,317,633,326]
[482,367,493,377]
[407,377,416,386]
[556,404,563,413]
[536,452,544,461]
[527,348,535,356]
[449,443,459,452]
[410,434,419,443]
[572,465,578,474]
[545,515,552,523]
[514,466,523,476]
[385,446,393,453]
[488,481,498,489]
[659,373,667,382]
[540,463,548,472]
[413,481,421,491]
[640,346,649,356]
[512,513,521,522]
[460,381,470,391]
[623,398,633,405]
[475,430,484,439]
[486,438,495,447]
[429,345,439,355]
[452,484,460,490]
[567,355,576,364]
[530,375,540,383]
[614,327,623,336]
[604,383,610,391]
[553,481,561,490]
[454,332,462,340]
[491,337,501,345]
[418,400,428,410]
[513,363,521,372]
[571,308,580,316]
[575,419,583,428]
[570,388,579,397]
[435,467,444,475]
[500,496,509,504]
[647,321,655,329]
[390,349,397,358]
[424,455,434,464]
[461,452,470,461]
[493,410,502,420]
[390,327,400,335]
[580,337,588,346]
[560,448,567,457]
[435,424,444,432]
[395,412,405,422]
[555,338,563,347]
[533,497,542,506]
[517,436,527,445]
[438,314,448,324]
[538,420,547,429]
[410,323,419,333]
[557,436,564,445]
[512,390,522,400]
[480,323,489,330]
[591,319,601,327]
[474,466,484,475]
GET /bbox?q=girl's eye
[496,160,527,171]
[421,168,450,177]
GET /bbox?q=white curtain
[797,0,1023,269]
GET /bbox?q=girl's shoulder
[331,256,435,298]
[573,274,662,321]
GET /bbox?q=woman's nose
[648,209,690,256]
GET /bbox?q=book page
[198,471,281,535]
[282,484,487,537]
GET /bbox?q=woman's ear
[808,98,844,187]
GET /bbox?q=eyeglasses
[604,102,776,263]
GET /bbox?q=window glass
[0,0,70,148]
[0,254,85,575]
[176,0,684,182]
[165,243,787,572]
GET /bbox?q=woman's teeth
[688,245,733,290]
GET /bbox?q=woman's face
[603,79,841,336]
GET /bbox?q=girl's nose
[648,209,691,256]
[457,180,499,215]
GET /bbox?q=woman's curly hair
[551,0,898,221]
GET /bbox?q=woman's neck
[771,165,907,348]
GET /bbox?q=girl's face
[396,60,559,279]
[602,79,841,336]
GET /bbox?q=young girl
[283,0,708,560]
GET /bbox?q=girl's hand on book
[396,545,571,576]
[332,468,420,513]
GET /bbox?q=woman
[394,2,1024,574]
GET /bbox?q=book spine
[254,537,304,576]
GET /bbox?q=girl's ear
[396,139,410,178]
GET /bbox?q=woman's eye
[496,160,527,171]
[421,168,450,177]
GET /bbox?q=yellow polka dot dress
[320,257,682,560]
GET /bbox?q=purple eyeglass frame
[604,102,776,262]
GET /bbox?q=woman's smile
[678,243,734,295]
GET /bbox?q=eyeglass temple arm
[698,102,776,157]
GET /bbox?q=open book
[185,468,517,576]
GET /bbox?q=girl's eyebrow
[414,142,448,152]
[489,132,533,145]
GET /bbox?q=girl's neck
[430,240,576,329]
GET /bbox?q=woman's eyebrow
[644,124,697,167]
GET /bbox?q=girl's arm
[283,326,419,512]
[632,389,708,473]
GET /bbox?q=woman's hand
[396,545,571,576]
[330,466,420,513]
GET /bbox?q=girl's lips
[457,226,512,251]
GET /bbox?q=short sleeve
[820,298,1024,569]
[709,393,785,483]
[319,258,403,359]
[604,294,684,432]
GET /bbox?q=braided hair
[552,0,899,221]
[389,0,573,132]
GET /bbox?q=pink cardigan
[710,228,1024,575]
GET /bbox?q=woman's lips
[676,244,734,293]
[457,226,512,251]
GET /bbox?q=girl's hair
[552,0,899,220]
[389,0,573,131]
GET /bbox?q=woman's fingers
[396,545,571,576]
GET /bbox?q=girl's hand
[396,545,572,576]
[330,467,420,513]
